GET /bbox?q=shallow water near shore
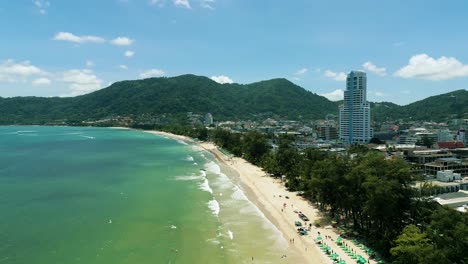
[0,126,289,264]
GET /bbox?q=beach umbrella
[331,253,339,260]
[357,256,366,264]
[338,260,346,264]
[316,236,322,241]
[337,237,343,242]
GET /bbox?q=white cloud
[33,0,50,14]
[363,61,386,76]
[211,75,234,84]
[53,32,105,44]
[124,50,135,57]
[320,89,344,101]
[0,60,46,82]
[139,69,165,78]
[32,77,51,86]
[394,54,468,81]
[324,70,347,81]
[200,0,215,9]
[61,69,103,96]
[375,91,386,97]
[174,0,191,8]
[294,68,308,76]
[119,65,128,70]
[86,60,94,67]
[111,37,134,46]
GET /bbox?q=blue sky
[1,0,468,105]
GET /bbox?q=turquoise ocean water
[0,126,290,264]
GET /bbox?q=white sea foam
[200,170,207,177]
[214,173,233,190]
[207,199,220,216]
[17,130,37,133]
[184,156,194,162]
[190,145,204,152]
[174,174,203,181]
[227,230,234,240]
[230,186,248,201]
[193,162,198,166]
[205,161,221,174]
[80,135,95,139]
[207,238,221,245]
[176,139,188,145]
[199,178,213,194]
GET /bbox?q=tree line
[208,129,467,263]
[154,126,467,263]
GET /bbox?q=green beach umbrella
[316,236,322,241]
[332,253,339,260]
[337,237,343,242]
[339,260,346,264]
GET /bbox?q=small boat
[108,219,112,224]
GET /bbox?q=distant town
[81,71,468,214]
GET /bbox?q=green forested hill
[0,74,338,124]
[372,89,468,122]
[0,74,466,125]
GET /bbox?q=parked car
[298,213,309,221]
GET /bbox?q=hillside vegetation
[0,74,467,125]
[0,75,337,124]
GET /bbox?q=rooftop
[438,157,461,162]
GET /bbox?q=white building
[437,170,462,182]
[339,71,373,144]
[458,129,466,145]
[204,113,213,126]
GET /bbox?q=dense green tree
[390,225,437,264]
[241,131,270,165]
[426,208,468,264]
[416,135,435,148]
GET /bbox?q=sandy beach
[147,130,377,264]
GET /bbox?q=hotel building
[339,71,373,144]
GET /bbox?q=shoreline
[198,141,325,263]
[146,130,327,263]
[143,129,378,264]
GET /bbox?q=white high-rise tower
[339,71,373,144]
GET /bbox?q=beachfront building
[339,71,373,144]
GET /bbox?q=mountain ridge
[0,74,466,125]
